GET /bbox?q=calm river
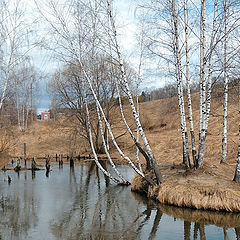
[0,161,240,240]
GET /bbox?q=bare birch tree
[83,82,121,184]
[0,0,38,112]
[38,0,152,183]
[197,0,207,168]
[184,0,197,167]
[221,0,230,164]
[106,0,162,183]
[170,0,191,169]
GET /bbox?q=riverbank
[131,162,240,212]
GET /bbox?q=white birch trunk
[198,0,218,168]
[136,90,142,172]
[84,85,120,184]
[22,104,25,131]
[77,58,145,178]
[205,0,218,130]
[221,0,229,164]
[106,0,162,183]
[135,22,145,173]
[96,103,129,184]
[115,79,151,170]
[106,128,109,151]
[171,0,191,169]
[0,50,14,111]
[197,0,207,168]
[184,0,197,167]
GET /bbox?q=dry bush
[0,127,16,154]
[139,111,151,130]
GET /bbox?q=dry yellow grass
[0,89,240,211]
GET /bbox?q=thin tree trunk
[136,90,142,172]
[115,80,151,170]
[184,0,197,167]
[171,0,191,169]
[198,0,218,168]
[96,103,129,184]
[83,85,120,184]
[197,0,207,168]
[205,0,218,130]
[221,0,229,164]
[135,22,145,173]
[149,209,163,240]
[233,80,240,183]
[199,224,206,240]
[78,58,145,178]
[106,0,161,183]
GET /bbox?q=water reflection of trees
[51,162,143,239]
[2,163,239,239]
[50,163,240,240]
[132,192,240,240]
[0,182,39,239]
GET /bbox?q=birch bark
[171,0,191,169]
[196,0,218,168]
[221,0,229,164]
[84,84,120,184]
[106,0,162,183]
[197,0,207,168]
[77,58,145,178]
[184,0,197,167]
[135,25,144,173]
[115,78,151,170]
[0,50,14,111]
[96,103,129,184]
[205,0,218,130]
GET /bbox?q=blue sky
[33,0,145,112]
[32,0,166,112]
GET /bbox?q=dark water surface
[0,161,240,240]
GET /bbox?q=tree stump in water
[8,175,11,184]
[31,157,37,171]
[59,154,63,167]
[14,165,21,172]
[70,156,74,167]
[46,155,51,175]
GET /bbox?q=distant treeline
[139,77,239,102]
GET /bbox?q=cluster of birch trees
[40,0,240,184]
[39,0,160,185]
[0,0,40,130]
[137,0,240,182]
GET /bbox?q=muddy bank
[131,170,240,213]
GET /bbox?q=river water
[0,161,240,240]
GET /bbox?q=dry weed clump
[0,127,16,154]
[132,175,240,212]
[156,183,240,212]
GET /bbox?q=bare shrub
[0,127,15,154]
[140,112,151,130]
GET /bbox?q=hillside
[1,89,240,211]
